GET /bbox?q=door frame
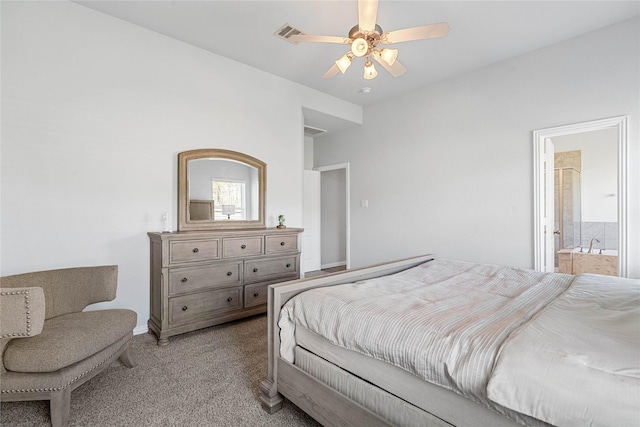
[315,162,351,270]
[533,116,628,276]
[302,170,322,273]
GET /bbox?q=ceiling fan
[280,0,449,80]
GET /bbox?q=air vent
[274,23,307,44]
[304,125,327,136]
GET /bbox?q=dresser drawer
[244,283,268,308]
[244,255,298,283]
[222,236,263,258]
[169,287,241,324]
[169,239,219,264]
[265,234,298,254]
[168,262,241,295]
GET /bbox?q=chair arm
[0,287,45,338]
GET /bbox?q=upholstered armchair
[0,266,137,427]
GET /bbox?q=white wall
[0,1,360,330]
[320,168,347,267]
[304,136,314,170]
[314,17,639,278]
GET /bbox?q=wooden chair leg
[118,345,137,368]
[50,388,71,427]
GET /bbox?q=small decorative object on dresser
[162,211,172,233]
[277,215,286,229]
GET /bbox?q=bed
[259,255,640,427]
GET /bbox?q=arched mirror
[178,149,266,231]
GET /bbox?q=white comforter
[279,259,640,426]
[279,259,574,408]
[487,273,640,427]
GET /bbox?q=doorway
[533,116,628,276]
[316,163,350,271]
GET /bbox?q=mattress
[293,324,548,427]
[294,345,452,427]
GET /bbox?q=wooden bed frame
[259,255,530,427]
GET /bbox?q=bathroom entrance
[533,116,628,277]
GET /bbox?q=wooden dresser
[148,228,302,345]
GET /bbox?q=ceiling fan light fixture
[351,37,369,57]
[380,48,398,65]
[277,2,450,82]
[363,60,377,79]
[335,53,353,74]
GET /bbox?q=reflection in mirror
[188,159,259,221]
[178,149,266,231]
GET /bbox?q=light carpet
[0,314,320,426]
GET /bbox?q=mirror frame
[178,148,266,231]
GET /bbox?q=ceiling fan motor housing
[349,24,383,56]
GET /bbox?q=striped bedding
[279,259,576,409]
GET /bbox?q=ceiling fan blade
[382,22,450,44]
[322,63,341,79]
[372,52,407,77]
[358,0,379,33]
[289,34,351,44]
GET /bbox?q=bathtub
[571,249,619,276]
[572,248,618,256]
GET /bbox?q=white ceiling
[75,0,638,131]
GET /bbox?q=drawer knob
[226,271,232,276]
[280,241,285,246]
[227,297,233,302]
[253,268,258,273]
[286,263,291,268]
[192,248,199,253]
[253,292,259,297]
[181,277,188,283]
[241,244,246,249]
[182,306,188,311]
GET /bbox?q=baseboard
[321,261,347,270]
[133,325,148,336]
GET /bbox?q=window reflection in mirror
[188,159,259,221]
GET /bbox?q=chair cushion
[3,309,136,373]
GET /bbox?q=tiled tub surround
[557,249,574,275]
[557,248,618,276]
[572,250,618,276]
[580,221,618,251]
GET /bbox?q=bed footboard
[259,255,435,418]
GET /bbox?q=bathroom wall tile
[604,222,619,250]
[554,150,582,171]
[581,222,604,250]
[564,151,581,171]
